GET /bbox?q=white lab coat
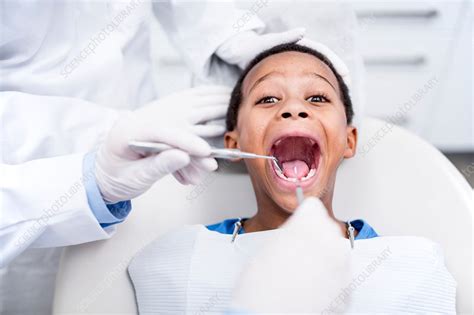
[0,0,263,312]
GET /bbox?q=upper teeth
[272,159,316,182]
[273,137,317,147]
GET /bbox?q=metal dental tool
[231,218,243,243]
[129,140,281,165]
[294,166,304,205]
[295,184,304,205]
[347,221,355,249]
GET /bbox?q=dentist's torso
[0,2,156,313]
[0,1,156,111]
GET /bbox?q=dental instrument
[295,184,304,205]
[294,166,305,205]
[129,140,282,167]
[231,218,243,243]
[347,222,355,249]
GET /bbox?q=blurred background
[151,0,473,186]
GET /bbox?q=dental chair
[53,117,473,314]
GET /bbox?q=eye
[306,95,328,103]
[256,96,280,104]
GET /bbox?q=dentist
[0,0,305,312]
[0,0,304,267]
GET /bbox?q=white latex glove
[231,197,352,313]
[216,28,306,69]
[297,38,352,87]
[95,85,231,204]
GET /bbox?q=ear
[343,126,357,159]
[224,130,242,162]
[224,130,239,149]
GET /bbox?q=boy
[208,43,377,240]
[129,43,455,314]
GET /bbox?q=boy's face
[225,51,357,212]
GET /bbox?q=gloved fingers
[289,197,328,224]
[183,85,232,99]
[233,28,305,69]
[175,157,218,185]
[191,156,218,173]
[190,94,230,112]
[192,124,226,138]
[297,38,351,84]
[144,149,191,180]
[175,162,203,186]
[138,127,211,157]
[256,27,306,52]
[172,169,191,185]
[283,197,343,241]
[189,105,228,124]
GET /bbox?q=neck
[244,197,290,232]
[244,185,345,234]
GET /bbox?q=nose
[281,111,309,119]
[279,100,310,120]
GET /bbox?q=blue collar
[207,218,379,240]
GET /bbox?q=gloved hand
[230,197,352,313]
[297,37,351,87]
[95,85,231,204]
[215,28,306,69]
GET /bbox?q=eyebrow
[248,71,338,94]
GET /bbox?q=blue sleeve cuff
[83,151,132,228]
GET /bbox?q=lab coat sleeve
[0,91,121,164]
[0,153,115,268]
[82,151,132,227]
[152,1,265,79]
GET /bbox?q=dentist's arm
[0,91,120,164]
[153,1,305,79]
[0,153,118,268]
[0,86,231,266]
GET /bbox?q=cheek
[237,107,270,153]
[322,109,348,154]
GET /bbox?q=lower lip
[267,158,320,191]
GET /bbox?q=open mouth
[270,136,321,183]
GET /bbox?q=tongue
[281,160,309,179]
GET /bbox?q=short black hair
[226,43,354,131]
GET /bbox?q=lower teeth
[272,160,316,182]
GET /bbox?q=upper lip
[267,129,322,155]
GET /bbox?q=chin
[271,196,298,214]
